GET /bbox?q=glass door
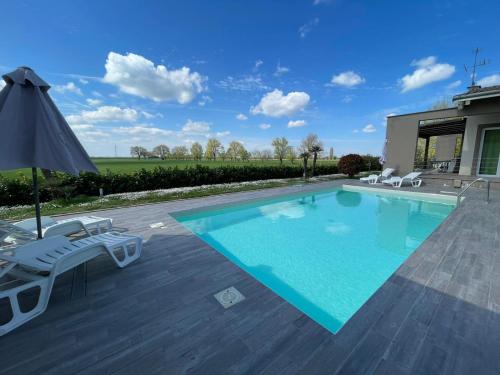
[478,128,500,176]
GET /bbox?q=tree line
[130,134,336,169]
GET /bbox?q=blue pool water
[175,188,455,333]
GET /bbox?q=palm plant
[309,144,323,176]
[299,151,310,178]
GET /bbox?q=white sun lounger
[359,168,395,184]
[382,172,422,188]
[14,215,113,238]
[0,232,142,336]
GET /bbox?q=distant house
[385,85,500,185]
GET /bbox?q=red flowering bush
[338,154,366,177]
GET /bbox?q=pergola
[417,116,466,169]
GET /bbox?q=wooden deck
[1,180,499,374]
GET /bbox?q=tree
[205,138,222,160]
[286,146,297,164]
[299,151,310,178]
[130,146,148,159]
[261,149,273,160]
[171,146,188,159]
[252,150,262,160]
[219,146,226,161]
[191,142,203,161]
[300,133,322,154]
[429,98,451,110]
[300,133,323,176]
[153,144,170,160]
[240,149,250,161]
[309,144,324,176]
[272,137,289,165]
[338,154,365,177]
[329,147,334,160]
[227,141,246,161]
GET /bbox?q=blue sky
[2,0,500,157]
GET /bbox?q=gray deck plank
[1,179,499,374]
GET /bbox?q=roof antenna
[464,48,489,90]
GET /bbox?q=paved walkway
[1,179,499,374]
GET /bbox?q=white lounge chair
[382,172,422,188]
[0,232,142,336]
[14,215,113,238]
[359,168,395,184]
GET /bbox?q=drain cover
[150,222,167,229]
[214,287,245,308]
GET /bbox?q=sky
[1,0,500,157]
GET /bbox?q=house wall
[385,97,500,177]
[458,97,500,175]
[385,108,459,175]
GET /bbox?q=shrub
[361,154,382,171]
[0,164,339,207]
[338,154,365,177]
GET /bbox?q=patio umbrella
[379,139,388,165]
[0,66,98,239]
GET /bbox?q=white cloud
[342,95,354,103]
[0,80,5,90]
[217,75,269,91]
[446,80,462,89]
[67,106,139,124]
[362,124,376,133]
[92,91,103,97]
[254,59,264,71]
[70,124,110,142]
[236,113,248,121]
[79,78,89,85]
[198,95,212,106]
[400,56,455,92]
[477,74,500,87]
[53,82,82,95]
[251,89,310,117]
[288,119,307,128]
[103,52,204,103]
[71,124,94,131]
[274,63,290,77]
[259,123,271,130]
[216,131,231,137]
[112,125,173,137]
[141,111,154,119]
[299,18,319,39]
[412,56,437,67]
[331,71,365,87]
[86,98,102,106]
[181,119,211,135]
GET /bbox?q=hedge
[0,164,339,207]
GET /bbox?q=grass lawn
[0,158,338,179]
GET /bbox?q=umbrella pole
[32,167,42,239]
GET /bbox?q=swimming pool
[174,186,455,333]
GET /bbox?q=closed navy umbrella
[0,67,98,238]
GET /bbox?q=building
[385,85,500,186]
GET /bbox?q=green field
[0,158,338,179]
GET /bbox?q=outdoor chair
[382,172,422,188]
[0,232,142,336]
[14,216,113,238]
[359,168,395,184]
